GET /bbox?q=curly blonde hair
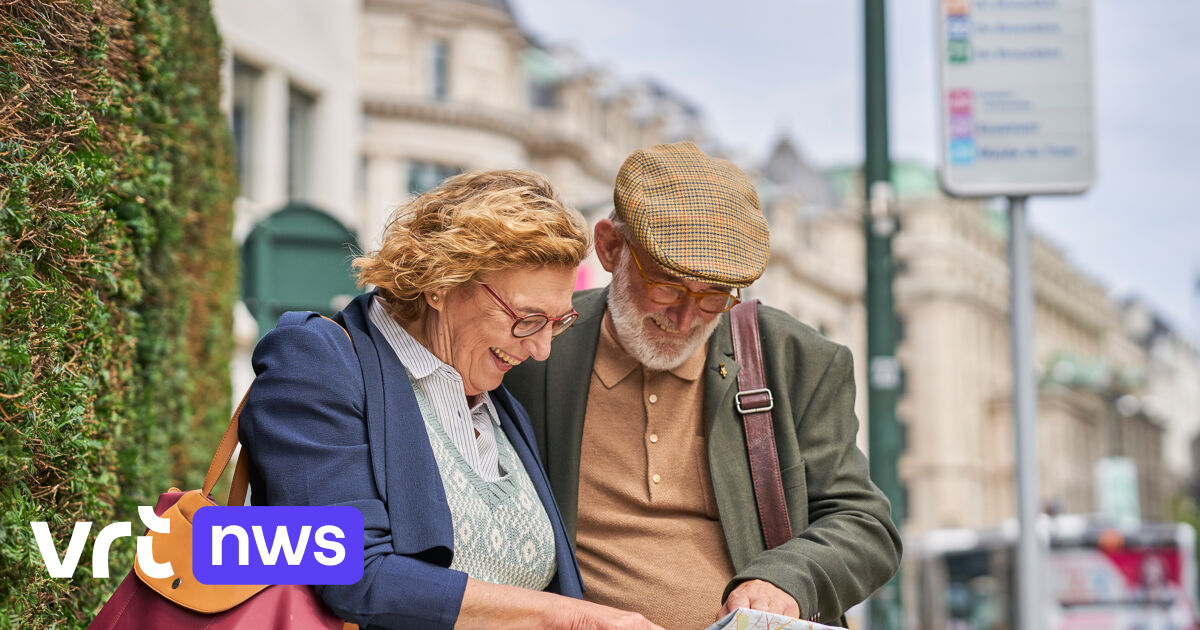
[354,169,590,323]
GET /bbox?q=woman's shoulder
[251,311,359,377]
[242,311,366,435]
[277,311,353,343]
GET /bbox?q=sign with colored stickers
[937,0,1095,196]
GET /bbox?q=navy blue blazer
[239,292,583,630]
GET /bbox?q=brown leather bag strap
[202,388,252,498]
[730,299,793,550]
[226,446,251,507]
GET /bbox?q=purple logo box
[949,114,974,138]
[192,506,364,585]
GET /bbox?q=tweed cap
[613,141,769,288]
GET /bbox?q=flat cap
[614,141,769,288]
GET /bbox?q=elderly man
[505,141,901,629]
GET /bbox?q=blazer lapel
[340,294,389,500]
[540,288,606,541]
[703,312,761,569]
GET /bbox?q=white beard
[606,252,722,371]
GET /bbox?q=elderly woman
[240,170,662,630]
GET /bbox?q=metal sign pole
[1007,194,1041,630]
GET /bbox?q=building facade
[212,0,706,395]
[1120,299,1200,496]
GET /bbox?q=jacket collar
[702,306,741,435]
[365,296,442,379]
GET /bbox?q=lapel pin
[719,363,727,379]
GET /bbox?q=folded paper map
[705,607,839,630]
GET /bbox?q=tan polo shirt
[576,311,735,629]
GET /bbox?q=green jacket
[504,288,902,621]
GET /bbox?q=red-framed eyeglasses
[480,284,580,338]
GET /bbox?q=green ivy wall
[0,0,237,626]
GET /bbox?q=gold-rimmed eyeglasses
[480,284,579,338]
[626,243,741,314]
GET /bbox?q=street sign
[937,0,1095,197]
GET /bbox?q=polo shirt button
[648,394,658,404]
[649,434,659,443]
[652,473,662,484]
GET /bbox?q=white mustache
[647,313,704,335]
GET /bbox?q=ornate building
[1120,298,1200,497]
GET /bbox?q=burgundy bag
[88,392,345,630]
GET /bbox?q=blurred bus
[913,516,1198,629]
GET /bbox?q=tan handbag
[88,392,345,629]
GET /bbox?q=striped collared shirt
[368,297,503,481]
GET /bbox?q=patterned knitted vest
[410,377,557,590]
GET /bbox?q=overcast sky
[510,0,1200,341]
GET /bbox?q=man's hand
[717,579,801,620]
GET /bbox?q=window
[529,78,558,109]
[408,162,461,196]
[431,39,450,101]
[523,47,560,109]
[232,59,261,197]
[287,86,316,200]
